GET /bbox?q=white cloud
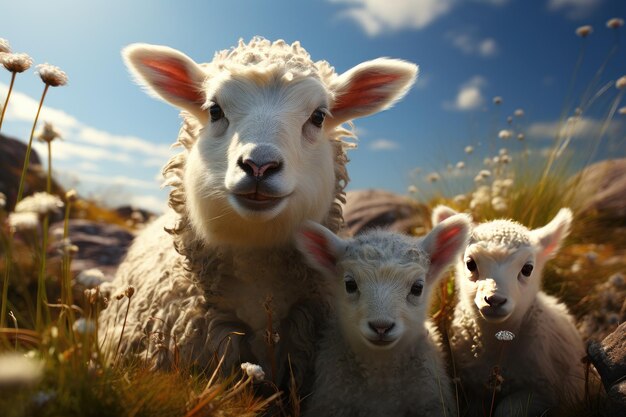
[0,86,80,129]
[548,0,602,19]
[447,32,498,57]
[75,172,160,189]
[332,0,454,35]
[368,139,400,151]
[444,76,487,111]
[527,117,623,140]
[33,140,132,163]
[129,194,168,214]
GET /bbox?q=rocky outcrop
[572,158,626,218]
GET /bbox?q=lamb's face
[184,73,336,246]
[123,39,417,247]
[296,217,470,355]
[336,253,432,351]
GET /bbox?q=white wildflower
[492,197,507,212]
[8,212,39,232]
[0,192,6,209]
[65,189,78,203]
[616,76,626,90]
[2,53,32,73]
[575,25,593,37]
[493,96,502,105]
[500,155,512,164]
[0,38,10,54]
[36,122,62,143]
[470,186,491,210]
[36,63,68,87]
[407,185,418,193]
[76,268,105,288]
[483,157,493,167]
[499,148,508,156]
[607,18,624,29]
[514,109,524,117]
[495,330,515,341]
[456,161,465,170]
[58,238,79,257]
[241,362,265,381]
[72,318,96,335]
[453,194,468,205]
[15,192,63,215]
[506,116,513,125]
[464,145,474,154]
[0,353,44,388]
[517,133,525,141]
[502,179,514,188]
[479,170,491,179]
[498,129,512,140]
[427,172,440,183]
[492,156,501,165]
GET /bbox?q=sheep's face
[432,206,573,325]
[296,216,470,356]
[122,40,417,247]
[184,73,336,246]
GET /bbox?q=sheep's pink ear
[532,208,573,260]
[421,214,471,283]
[295,221,347,277]
[431,205,460,226]
[123,43,208,123]
[328,58,418,127]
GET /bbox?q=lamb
[294,215,471,417]
[432,206,586,416]
[97,37,417,392]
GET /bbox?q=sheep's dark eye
[410,282,423,297]
[521,264,534,277]
[209,103,224,122]
[344,279,358,294]
[310,109,326,128]
[466,258,477,273]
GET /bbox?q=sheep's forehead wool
[211,37,336,84]
[471,220,532,249]
[345,230,428,266]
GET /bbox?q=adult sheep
[98,37,417,392]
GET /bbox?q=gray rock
[573,158,626,218]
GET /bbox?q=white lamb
[432,206,585,416]
[97,37,417,392]
[295,215,471,417]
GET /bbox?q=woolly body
[296,218,470,416]
[98,37,417,390]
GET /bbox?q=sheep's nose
[484,295,507,307]
[368,320,395,336]
[238,158,282,179]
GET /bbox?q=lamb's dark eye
[310,109,326,127]
[344,279,358,294]
[521,264,534,277]
[410,282,423,297]
[466,258,477,273]
[209,103,224,122]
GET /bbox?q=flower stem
[0,232,13,328]
[0,72,16,132]
[62,200,75,340]
[16,84,49,204]
[35,214,50,330]
[47,141,52,193]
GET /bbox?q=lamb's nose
[484,295,507,307]
[368,320,395,336]
[238,158,281,179]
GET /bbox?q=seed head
[464,145,474,154]
[498,129,512,140]
[15,192,63,215]
[76,268,105,288]
[37,122,62,143]
[2,53,33,73]
[0,192,6,210]
[8,212,39,233]
[57,238,79,257]
[453,194,467,205]
[407,185,418,193]
[606,18,624,29]
[493,96,502,105]
[495,330,515,341]
[0,38,10,54]
[456,161,465,170]
[36,63,68,87]
[616,76,626,90]
[65,189,78,203]
[124,285,135,298]
[575,25,593,38]
[240,362,265,381]
[427,172,440,183]
[514,109,524,118]
[517,133,525,141]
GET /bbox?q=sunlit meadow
[1,14,626,417]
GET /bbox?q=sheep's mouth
[365,338,397,348]
[233,192,287,211]
[479,307,511,322]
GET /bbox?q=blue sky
[1,0,625,212]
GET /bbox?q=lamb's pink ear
[295,221,347,277]
[328,58,418,127]
[431,205,460,226]
[532,208,573,260]
[421,214,471,283]
[123,43,208,123]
